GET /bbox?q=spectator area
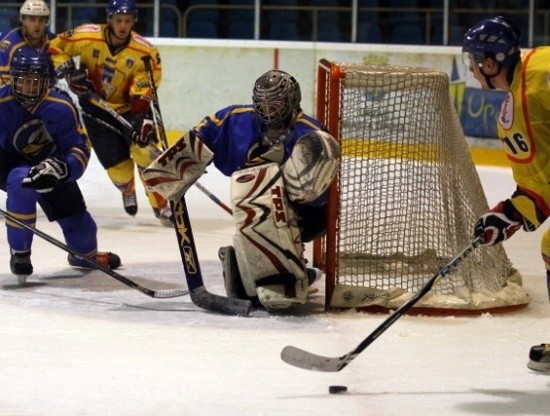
[0,1,542,46]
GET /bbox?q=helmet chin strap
[480,64,502,90]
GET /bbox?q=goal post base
[335,302,529,317]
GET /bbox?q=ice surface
[0,157,548,416]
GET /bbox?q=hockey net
[314,59,529,315]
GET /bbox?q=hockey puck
[329,385,348,394]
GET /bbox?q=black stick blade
[281,346,349,372]
[190,286,252,316]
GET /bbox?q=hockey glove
[22,157,70,193]
[474,199,527,246]
[131,113,155,147]
[66,67,94,96]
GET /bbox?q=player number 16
[502,133,529,154]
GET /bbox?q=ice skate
[528,343,550,372]
[10,250,33,285]
[122,190,137,216]
[153,203,174,227]
[68,251,121,270]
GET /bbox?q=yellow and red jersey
[49,23,161,113]
[497,47,550,226]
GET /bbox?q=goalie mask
[252,69,301,146]
[10,46,51,108]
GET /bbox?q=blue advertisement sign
[449,57,506,139]
[457,86,505,138]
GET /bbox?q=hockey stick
[280,236,483,371]
[140,55,169,149]
[193,181,233,215]
[141,55,251,316]
[85,92,134,137]
[0,208,189,299]
[55,62,133,137]
[81,111,126,138]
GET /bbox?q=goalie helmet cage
[314,59,529,315]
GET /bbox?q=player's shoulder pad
[226,104,254,115]
[45,88,78,110]
[72,23,103,35]
[131,33,156,49]
[215,104,254,123]
[0,28,22,51]
[0,38,10,53]
[296,112,324,129]
[0,84,13,101]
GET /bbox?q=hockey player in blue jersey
[0,46,121,284]
[0,0,56,86]
[143,69,340,311]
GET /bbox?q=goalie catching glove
[22,157,70,193]
[474,199,535,246]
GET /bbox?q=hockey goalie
[143,69,339,310]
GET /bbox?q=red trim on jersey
[517,185,550,217]
[508,49,537,164]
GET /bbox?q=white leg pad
[230,163,309,309]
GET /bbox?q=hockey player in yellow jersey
[48,0,172,226]
[462,15,550,373]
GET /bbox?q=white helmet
[20,0,50,21]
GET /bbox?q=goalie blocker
[142,131,214,201]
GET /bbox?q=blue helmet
[462,16,521,68]
[106,0,138,19]
[10,46,51,107]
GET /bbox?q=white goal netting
[315,60,529,314]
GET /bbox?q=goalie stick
[170,195,252,315]
[0,208,188,299]
[141,55,252,316]
[280,236,483,371]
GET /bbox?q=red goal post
[313,59,529,315]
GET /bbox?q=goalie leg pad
[230,163,309,310]
[282,130,340,203]
[142,131,213,201]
